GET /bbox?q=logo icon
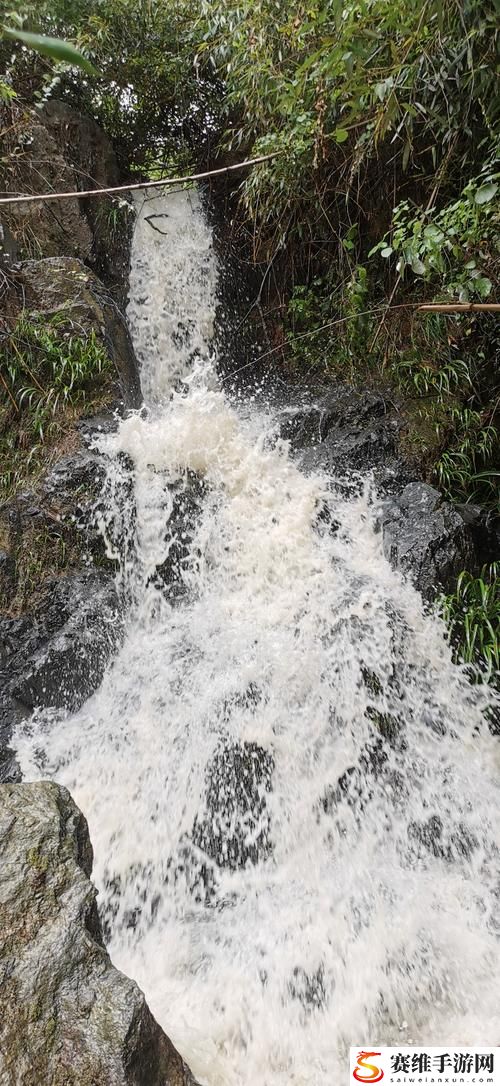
[353,1051,385,1083]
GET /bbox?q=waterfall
[15,187,500,1085]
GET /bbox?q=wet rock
[279,385,412,494]
[454,501,500,569]
[7,570,123,713]
[165,839,221,910]
[0,462,112,623]
[320,738,391,819]
[42,449,105,497]
[0,572,123,780]
[41,449,109,556]
[288,964,328,1013]
[0,781,196,1086]
[193,741,274,870]
[13,257,141,406]
[407,814,477,863]
[379,482,477,597]
[0,694,23,784]
[153,473,208,600]
[78,413,120,444]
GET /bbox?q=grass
[0,521,81,616]
[435,409,499,509]
[0,311,112,503]
[441,563,500,685]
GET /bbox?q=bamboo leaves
[1,25,99,75]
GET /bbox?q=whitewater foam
[15,187,500,1084]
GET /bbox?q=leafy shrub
[371,158,499,301]
[0,0,216,176]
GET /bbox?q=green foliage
[285,265,373,377]
[1,24,98,74]
[389,308,499,507]
[435,408,499,508]
[371,159,500,301]
[1,0,498,527]
[441,564,500,683]
[395,355,472,398]
[285,279,336,371]
[0,0,214,176]
[196,0,498,249]
[0,313,111,500]
[0,76,15,99]
[2,312,110,436]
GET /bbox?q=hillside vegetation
[1,0,499,675]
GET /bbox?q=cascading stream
[15,187,500,1084]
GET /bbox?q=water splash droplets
[15,188,500,1084]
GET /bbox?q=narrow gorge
[2,176,499,1083]
[0,3,499,1075]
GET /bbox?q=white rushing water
[16,187,500,1083]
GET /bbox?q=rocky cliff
[0,782,196,1086]
[0,104,199,1084]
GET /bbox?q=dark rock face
[0,99,131,300]
[41,446,111,560]
[278,384,413,495]
[0,781,197,1086]
[0,439,114,621]
[0,572,123,783]
[1,113,93,262]
[13,256,141,407]
[153,473,208,600]
[378,482,478,597]
[8,571,122,712]
[276,386,488,595]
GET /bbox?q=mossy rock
[0,782,198,1085]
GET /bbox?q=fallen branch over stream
[417,303,500,312]
[0,152,280,207]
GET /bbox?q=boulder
[42,447,105,501]
[379,482,477,597]
[39,100,131,296]
[153,472,209,601]
[193,741,274,871]
[0,99,130,298]
[0,781,196,1086]
[1,114,93,262]
[40,98,119,195]
[276,386,489,596]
